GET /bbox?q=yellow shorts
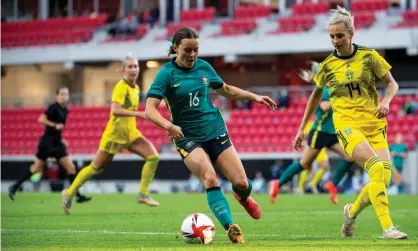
[315,148,329,164]
[335,125,388,158]
[99,129,142,154]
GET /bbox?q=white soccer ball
[181,213,216,244]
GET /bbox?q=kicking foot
[268,180,280,204]
[61,189,72,215]
[324,181,338,205]
[227,224,245,244]
[233,193,261,219]
[8,185,17,201]
[76,194,92,204]
[341,204,355,237]
[137,193,160,207]
[383,227,408,239]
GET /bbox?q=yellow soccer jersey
[313,44,391,128]
[102,79,140,144]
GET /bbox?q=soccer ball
[181,213,216,244]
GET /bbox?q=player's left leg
[128,135,160,206]
[297,170,310,194]
[309,149,329,194]
[58,155,92,204]
[213,143,261,220]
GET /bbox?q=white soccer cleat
[341,204,355,237]
[137,193,160,207]
[383,227,408,239]
[61,189,72,215]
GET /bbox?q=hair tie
[166,38,173,44]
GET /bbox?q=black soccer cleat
[76,194,92,204]
[8,186,17,201]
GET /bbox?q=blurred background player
[8,87,91,203]
[145,27,277,244]
[295,6,407,239]
[61,55,160,214]
[389,133,407,193]
[269,62,353,204]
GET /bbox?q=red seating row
[279,16,315,33]
[167,22,202,38]
[394,10,418,28]
[292,2,330,16]
[351,0,389,13]
[219,19,257,36]
[1,14,107,33]
[354,13,376,29]
[2,30,92,48]
[102,24,148,43]
[234,5,271,19]
[180,7,216,22]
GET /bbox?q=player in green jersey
[269,62,353,205]
[146,27,277,244]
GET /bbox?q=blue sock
[232,179,252,200]
[206,187,234,230]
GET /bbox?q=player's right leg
[182,147,244,244]
[269,147,320,203]
[61,150,113,214]
[9,157,45,200]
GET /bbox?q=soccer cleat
[233,193,261,219]
[341,204,355,237]
[324,181,338,205]
[309,183,319,195]
[8,185,17,201]
[61,189,72,215]
[137,193,160,207]
[227,224,245,244]
[76,194,92,204]
[269,180,280,204]
[383,227,407,239]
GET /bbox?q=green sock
[279,161,304,187]
[331,159,353,186]
[232,179,252,200]
[206,187,234,230]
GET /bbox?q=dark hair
[168,27,199,56]
[56,86,69,95]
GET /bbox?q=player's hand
[55,123,64,131]
[293,129,305,151]
[166,124,184,141]
[254,95,277,111]
[374,100,390,119]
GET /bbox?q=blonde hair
[118,53,138,72]
[329,6,355,34]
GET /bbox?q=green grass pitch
[2,193,417,250]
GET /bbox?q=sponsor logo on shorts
[186,141,194,149]
[221,139,229,145]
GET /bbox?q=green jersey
[311,87,335,134]
[147,58,226,146]
[389,143,408,170]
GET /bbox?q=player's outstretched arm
[145,98,184,141]
[374,71,399,119]
[215,83,277,111]
[294,87,323,151]
[111,102,146,119]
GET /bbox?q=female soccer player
[8,86,90,203]
[269,63,353,205]
[293,6,407,239]
[145,27,276,244]
[62,55,160,214]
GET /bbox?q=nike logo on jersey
[173,82,182,87]
[221,139,229,145]
[219,133,226,137]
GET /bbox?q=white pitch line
[1,228,383,239]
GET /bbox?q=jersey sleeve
[111,83,126,105]
[313,63,326,89]
[371,50,392,79]
[203,61,224,89]
[402,144,409,152]
[44,104,55,119]
[147,68,170,100]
